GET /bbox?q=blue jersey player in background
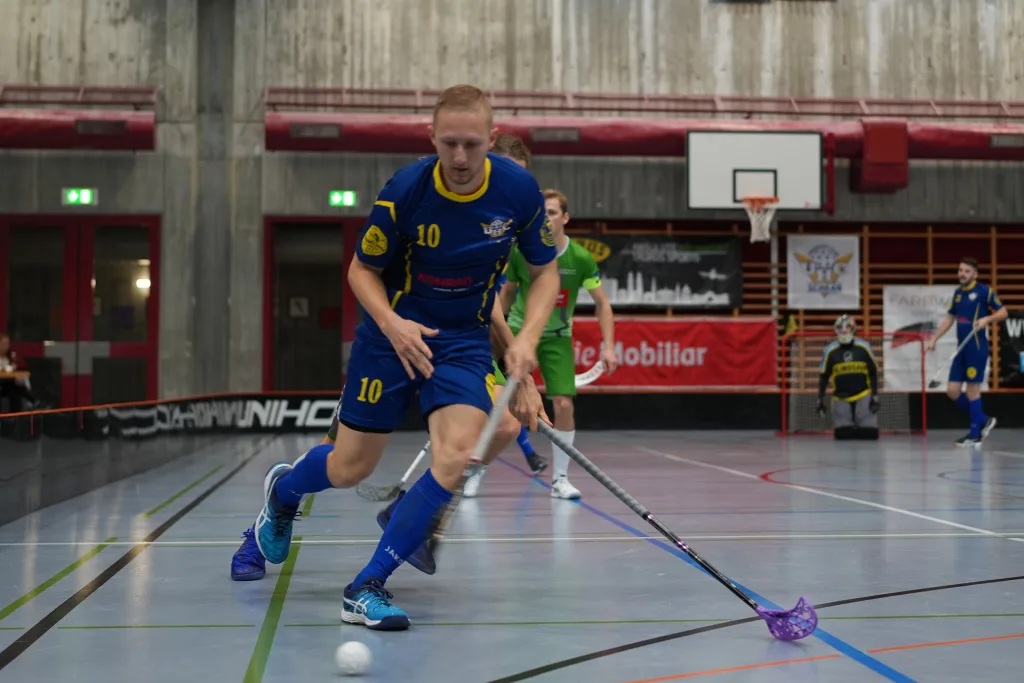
[927,257,1007,446]
[243,85,560,630]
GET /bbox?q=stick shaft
[536,422,760,612]
[929,330,977,384]
[434,376,519,541]
[399,442,429,484]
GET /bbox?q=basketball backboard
[686,131,825,211]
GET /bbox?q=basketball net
[742,196,779,243]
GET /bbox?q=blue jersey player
[240,85,560,631]
[927,257,1007,446]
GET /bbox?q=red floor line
[617,631,1024,683]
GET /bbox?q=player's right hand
[381,315,438,379]
[926,337,937,352]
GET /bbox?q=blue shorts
[337,332,496,433]
[949,344,989,384]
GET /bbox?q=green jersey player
[466,189,619,499]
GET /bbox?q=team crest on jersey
[481,217,514,239]
[361,226,388,256]
[540,219,555,247]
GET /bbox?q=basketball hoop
[742,196,779,243]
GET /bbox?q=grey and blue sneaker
[376,490,437,575]
[341,579,410,630]
[230,528,266,581]
[253,462,302,564]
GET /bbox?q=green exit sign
[329,190,357,207]
[63,188,97,206]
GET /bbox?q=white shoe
[463,467,485,498]
[551,477,581,499]
[981,416,997,440]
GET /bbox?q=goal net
[780,331,927,435]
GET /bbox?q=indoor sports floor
[1,429,1023,682]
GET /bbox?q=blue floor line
[497,457,918,683]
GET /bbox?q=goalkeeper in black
[817,315,880,440]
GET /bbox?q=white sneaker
[981,416,997,440]
[463,467,485,498]
[551,477,581,499]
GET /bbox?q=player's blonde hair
[543,189,568,214]
[433,85,492,128]
[491,133,532,168]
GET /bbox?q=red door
[0,216,159,409]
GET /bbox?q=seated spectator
[0,333,38,414]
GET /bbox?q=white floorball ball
[335,641,372,676]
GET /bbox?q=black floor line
[486,573,1024,682]
[0,437,275,672]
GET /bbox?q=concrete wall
[2,0,1023,399]
[260,0,1024,100]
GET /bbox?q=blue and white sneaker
[230,528,266,581]
[253,462,302,564]
[341,579,410,630]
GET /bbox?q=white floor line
[637,445,1024,545]
[0,532,1020,548]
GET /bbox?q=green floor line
[142,465,225,519]
[59,624,254,630]
[0,627,25,631]
[0,536,117,622]
[301,493,316,518]
[242,534,305,683]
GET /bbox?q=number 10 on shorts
[358,377,383,403]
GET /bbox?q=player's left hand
[504,335,539,382]
[974,316,989,330]
[869,395,880,414]
[509,375,549,432]
[601,346,619,374]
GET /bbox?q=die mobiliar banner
[537,317,778,391]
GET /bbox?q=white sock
[552,429,575,480]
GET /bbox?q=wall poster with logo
[570,234,743,310]
[786,234,860,310]
[999,309,1024,387]
[882,285,989,391]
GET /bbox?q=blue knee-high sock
[968,398,987,438]
[955,393,970,413]
[274,443,334,508]
[351,469,452,588]
[517,426,536,458]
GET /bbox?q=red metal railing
[265,86,1024,121]
[0,85,158,109]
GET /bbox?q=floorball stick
[928,331,978,389]
[574,361,605,388]
[536,422,818,641]
[355,442,429,502]
[425,376,521,566]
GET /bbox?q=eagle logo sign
[481,217,513,239]
[794,245,854,298]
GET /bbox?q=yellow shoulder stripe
[375,200,396,223]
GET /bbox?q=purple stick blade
[755,596,818,641]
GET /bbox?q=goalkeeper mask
[834,315,856,344]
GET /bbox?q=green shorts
[492,359,506,386]
[510,328,576,397]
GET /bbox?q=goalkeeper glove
[869,394,880,414]
[816,398,827,418]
